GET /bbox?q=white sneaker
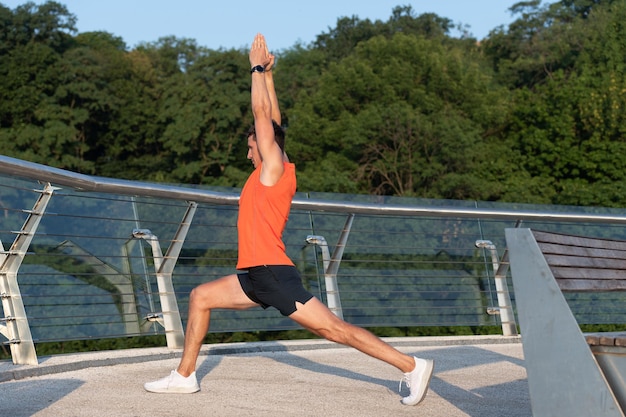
[144,370,200,393]
[399,357,434,406]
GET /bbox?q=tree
[1,1,76,50]
[288,33,508,198]
[501,0,626,206]
[0,1,88,170]
[119,38,253,185]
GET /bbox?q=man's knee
[188,284,212,308]
[189,284,203,298]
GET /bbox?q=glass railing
[2,155,626,364]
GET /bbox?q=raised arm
[249,33,284,185]
[264,53,281,126]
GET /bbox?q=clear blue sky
[2,1,554,50]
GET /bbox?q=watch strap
[250,65,265,74]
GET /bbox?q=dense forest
[2,0,626,207]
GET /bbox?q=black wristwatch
[250,65,265,74]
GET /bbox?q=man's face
[247,135,261,168]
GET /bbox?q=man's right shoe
[144,370,200,393]
[399,357,434,406]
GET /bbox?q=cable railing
[2,155,626,365]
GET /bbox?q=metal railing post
[475,240,518,336]
[133,201,197,349]
[306,214,355,319]
[0,183,59,364]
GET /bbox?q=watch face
[251,65,265,73]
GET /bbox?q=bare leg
[288,297,415,373]
[176,274,258,376]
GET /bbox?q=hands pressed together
[250,33,275,72]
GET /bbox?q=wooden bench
[506,228,626,417]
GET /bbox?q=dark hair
[246,120,285,152]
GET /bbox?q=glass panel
[1,171,625,347]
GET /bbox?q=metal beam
[0,183,59,365]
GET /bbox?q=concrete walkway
[0,335,531,417]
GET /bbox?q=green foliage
[498,0,626,206]
[2,1,626,206]
[288,33,508,199]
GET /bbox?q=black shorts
[237,265,314,316]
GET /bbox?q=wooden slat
[538,242,626,260]
[533,230,626,251]
[543,254,626,269]
[557,279,626,291]
[551,266,626,280]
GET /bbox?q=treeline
[2,0,626,207]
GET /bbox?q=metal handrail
[2,155,626,222]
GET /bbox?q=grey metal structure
[506,228,625,417]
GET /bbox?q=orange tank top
[236,162,296,269]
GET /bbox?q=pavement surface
[0,335,531,417]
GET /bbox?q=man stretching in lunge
[144,33,434,406]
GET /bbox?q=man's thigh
[193,273,259,310]
[288,296,343,331]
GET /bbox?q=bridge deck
[0,336,530,417]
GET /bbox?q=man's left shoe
[399,357,434,406]
[144,370,200,394]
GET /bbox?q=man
[144,33,434,406]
